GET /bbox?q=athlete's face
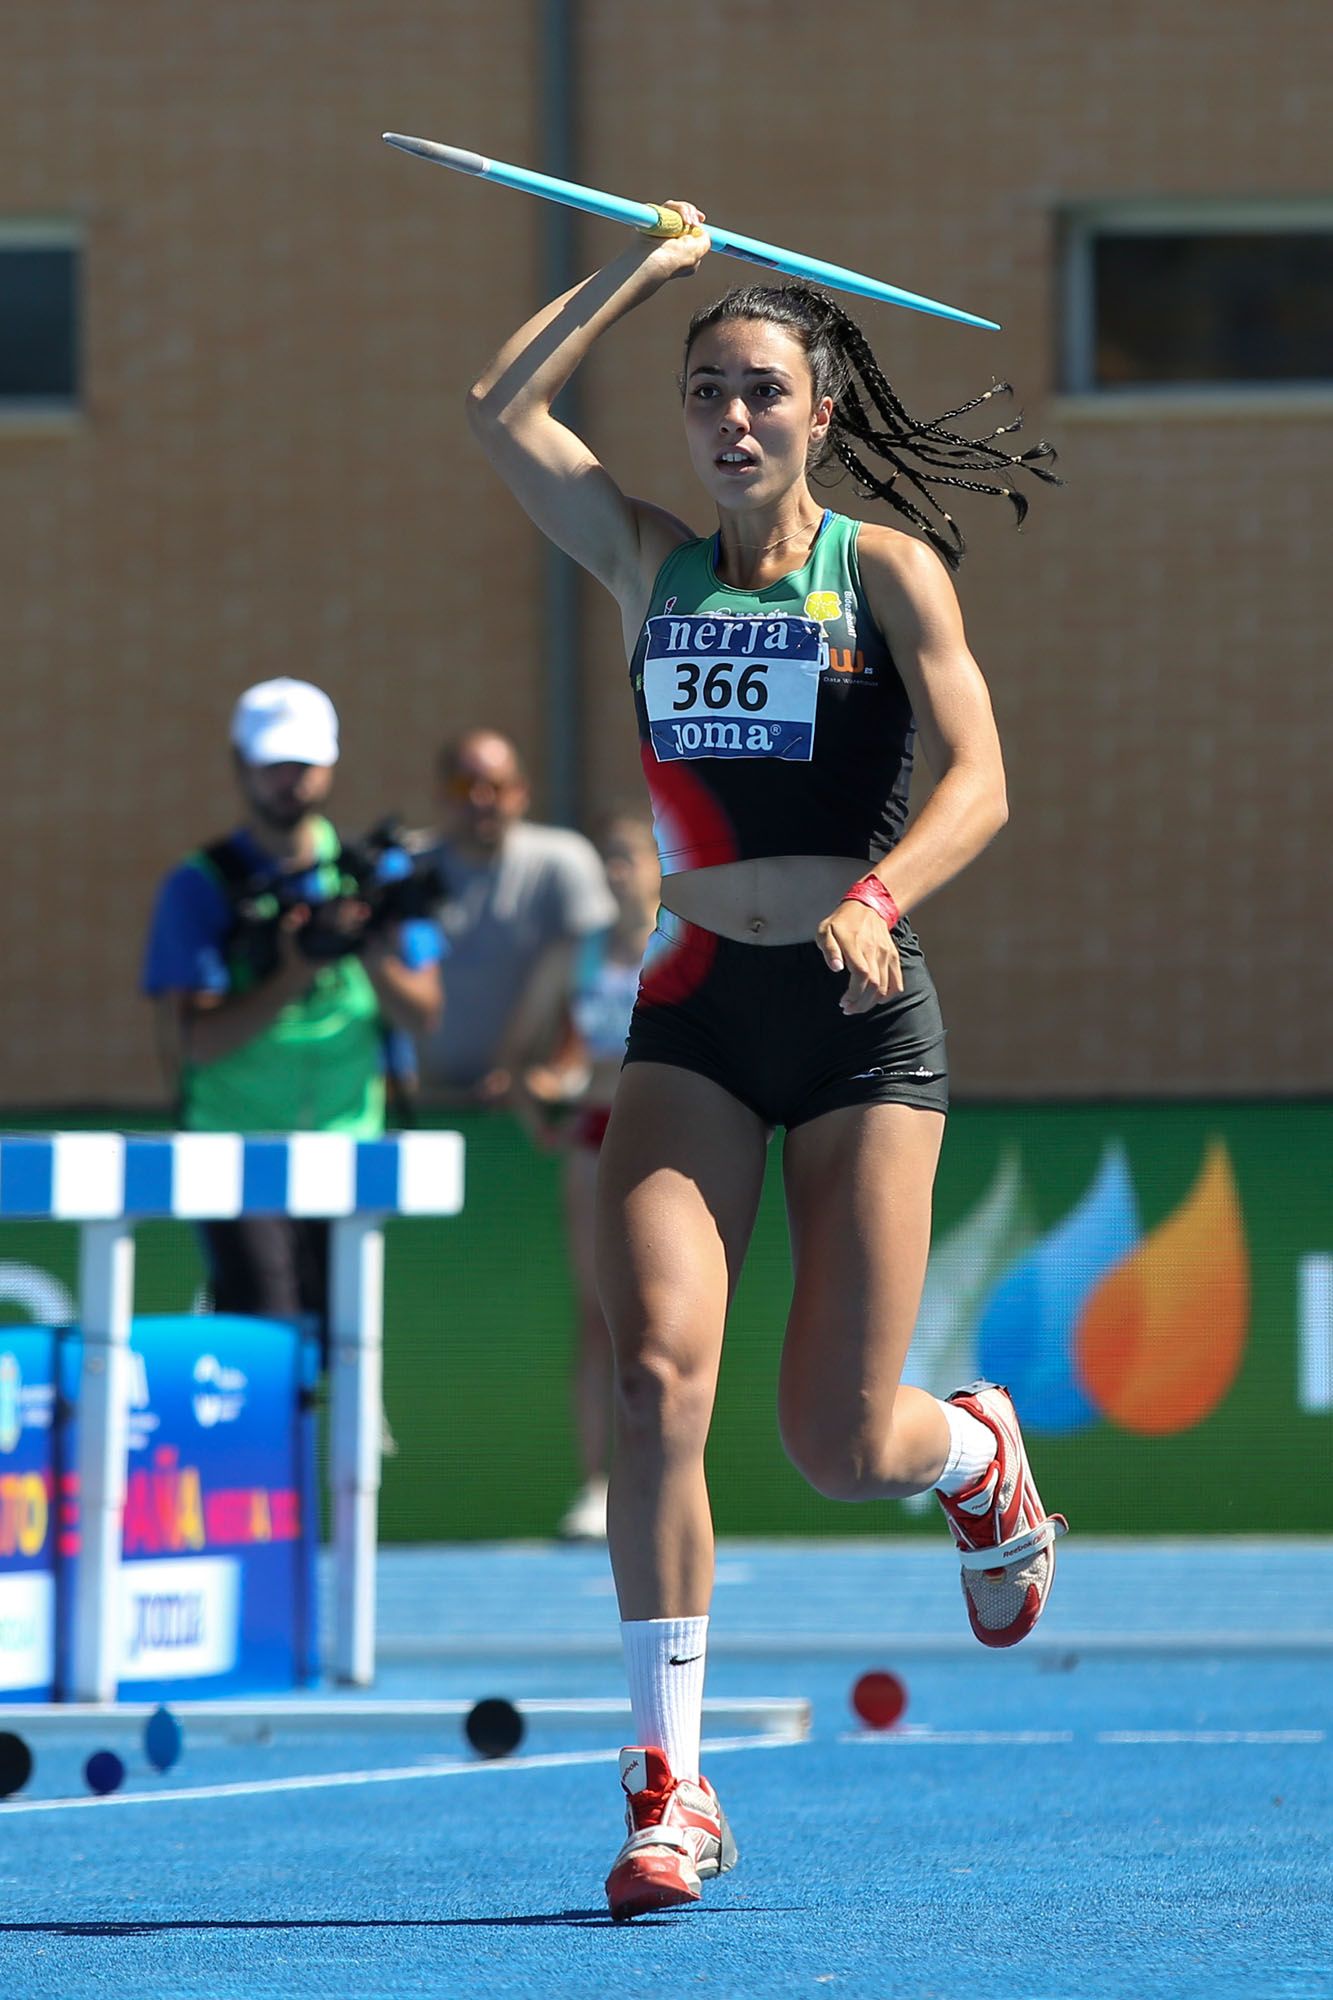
[682,320,833,510]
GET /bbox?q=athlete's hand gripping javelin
[634,199,714,278]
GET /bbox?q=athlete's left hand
[816,901,904,1014]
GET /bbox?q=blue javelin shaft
[381,134,1000,333]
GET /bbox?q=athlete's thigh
[778,1102,945,1424]
[596,1061,770,1371]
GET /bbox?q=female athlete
[467,200,1065,1922]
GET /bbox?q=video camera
[222,818,446,975]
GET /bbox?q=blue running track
[0,1540,1329,2000]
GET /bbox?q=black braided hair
[682,283,1061,570]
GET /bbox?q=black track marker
[464,1698,525,1759]
[0,1732,32,1799]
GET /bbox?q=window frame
[1059,198,1333,414]
[0,218,83,427]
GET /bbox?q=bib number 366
[671,661,770,711]
[643,614,823,762]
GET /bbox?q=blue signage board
[49,1314,319,1700]
[0,1326,60,1699]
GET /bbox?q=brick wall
[1,1,1328,1103]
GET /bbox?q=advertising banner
[58,1314,320,1700]
[0,1327,59,1697]
[0,1313,318,1701]
[0,1105,1326,1537]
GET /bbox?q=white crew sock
[933,1398,995,1496]
[620,1616,708,1783]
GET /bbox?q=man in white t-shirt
[416,729,616,1102]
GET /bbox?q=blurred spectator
[520,809,661,1540]
[141,678,444,1358]
[414,729,615,1102]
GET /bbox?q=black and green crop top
[627,511,916,876]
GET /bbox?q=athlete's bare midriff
[660,854,872,946]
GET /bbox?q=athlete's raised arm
[466,203,711,617]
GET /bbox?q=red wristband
[841,872,901,930]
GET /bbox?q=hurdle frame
[0,1130,465,1703]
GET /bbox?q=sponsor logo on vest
[667,720,782,755]
[660,616,796,656]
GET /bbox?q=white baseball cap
[230,679,340,768]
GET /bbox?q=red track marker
[851,1670,907,1730]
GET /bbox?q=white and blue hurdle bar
[0,1129,465,1703]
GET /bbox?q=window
[0,225,81,411]
[1061,203,1333,397]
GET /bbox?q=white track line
[840,1730,1074,1745]
[1097,1730,1326,1744]
[374,1630,1333,1660]
[0,1731,804,1819]
[840,1728,1325,1747]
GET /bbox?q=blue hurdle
[0,1131,465,1701]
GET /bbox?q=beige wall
[1,1,1328,1105]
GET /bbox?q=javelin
[382,135,1000,332]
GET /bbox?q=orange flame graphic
[1074,1141,1249,1436]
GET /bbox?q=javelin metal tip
[382,134,489,175]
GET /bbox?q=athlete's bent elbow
[466,384,546,463]
[465,382,501,437]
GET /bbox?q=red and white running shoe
[936,1381,1068,1649]
[604,1746,737,1923]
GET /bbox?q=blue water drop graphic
[976,1145,1141,1433]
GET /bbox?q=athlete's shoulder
[852,522,957,604]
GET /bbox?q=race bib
[643,614,823,763]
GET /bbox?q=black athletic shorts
[623,909,948,1128]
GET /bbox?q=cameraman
[141,678,443,1340]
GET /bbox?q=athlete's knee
[613,1336,715,1449]
[784,1437,892,1502]
[780,1403,916,1503]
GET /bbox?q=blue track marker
[381,135,1001,331]
[144,1706,183,1773]
[84,1749,126,1796]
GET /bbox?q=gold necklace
[730,520,821,557]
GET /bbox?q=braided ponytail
[683,284,1061,570]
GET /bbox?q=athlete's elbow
[976,751,1009,840]
[466,380,504,438]
[467,383,542,465]
[989,782,1009,839]
[960,767,1007,847]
